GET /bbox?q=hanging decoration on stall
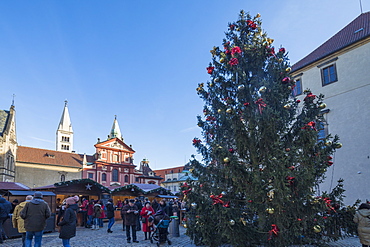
[85,184,93,190]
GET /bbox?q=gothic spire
[57,100,73,132]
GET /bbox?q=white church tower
[56,100,73,152]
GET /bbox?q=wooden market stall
[0,182,56,238]
[111,183,173,219]
[34,179,111,225]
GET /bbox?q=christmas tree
[185,11,357,246]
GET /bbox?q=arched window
[61,174,65,182]
[112,169,119,182]
[102,173,107,181]
[124,175,129,183]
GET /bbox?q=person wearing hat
[10,199,19,214]
[354,203,370,247]
[58,196,79,247]
[122,199,139,243]
[12,195,33,247]
[20,191,51,247]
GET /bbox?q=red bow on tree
[192,138,201,145]
[321,197,336,212]
[301,121,317,131]
[268,224,279,240]
[210,194,224,205]
[304,92,316,102]
[255,98,267,114]
[206,66,215,74]
[286,176,295,185]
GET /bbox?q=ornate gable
[95,138,134,153]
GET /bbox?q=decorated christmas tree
[185,11,357,246]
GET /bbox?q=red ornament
[301,121,317,131]
[228,148,235,153]
[297,218,302,221]
[229,24,235,30]
[296,100,301,103]
[243,102,250,106]
[229,58,239,66]
[327,161,334,166]
[206,66,215,74]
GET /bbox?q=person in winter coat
[12,195,33,247]
[106,198,115,233]
[354,203,370,247]
[98,201,106,228]
[156,199,172,216]
[122,199,139,243]
[151,199,159,213]
[140,202,155,240]
[86,199,95,228]
[134,198,143,231]
[20,191,51,247]
[92,201,102,230]
[58,196,79,247]
[120,199,129,231]
[0,197,12,244]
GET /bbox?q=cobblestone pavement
[1,221,362,246]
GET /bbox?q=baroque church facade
[1,101,161,188]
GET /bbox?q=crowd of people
[1,194,184,246]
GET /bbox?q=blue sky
[1,1,368,170]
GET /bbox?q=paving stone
[1,221,362,246]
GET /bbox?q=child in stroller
[150,210,172,246]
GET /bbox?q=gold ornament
[223,157,230,163]
[258,86,267,93]
[319,103,327,109]
[325,140,332,146]
[214,78,220,82]
[209,82,214,87]
[183,223,188,228]
[313,225,322,233]
[285,67,292,72]
[189,168,194,173]
[334,142,343,149]
[229,219,235,225]
[226,108,233,114]
[219,57,225,63]
[284,104,291,109]
[256,13,261,18]
[217,109,222,113]
[266,208,275,214]
[278,58,283,62]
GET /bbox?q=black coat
[58,204,78,239]
[122,204,139,226]
[106,202,115,219]
[157,204,172,216]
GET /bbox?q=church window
[61,174,65,182]
[112,169,119,182]
[135,177,139,182]
[88,173,94,179]
[124,175,129,183]
[102,173,107,181]
[113,154,119,163]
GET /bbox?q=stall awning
[155,195,178,199]
[6,190,56,196]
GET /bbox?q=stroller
[150,210,172,246]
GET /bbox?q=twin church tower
[56,100,122,153]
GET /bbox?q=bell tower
[56,101,73,152]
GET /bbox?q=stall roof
[0,182,30,190]
[6,190,56,196]
[112,183,172,195]
[155,195,178,199]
